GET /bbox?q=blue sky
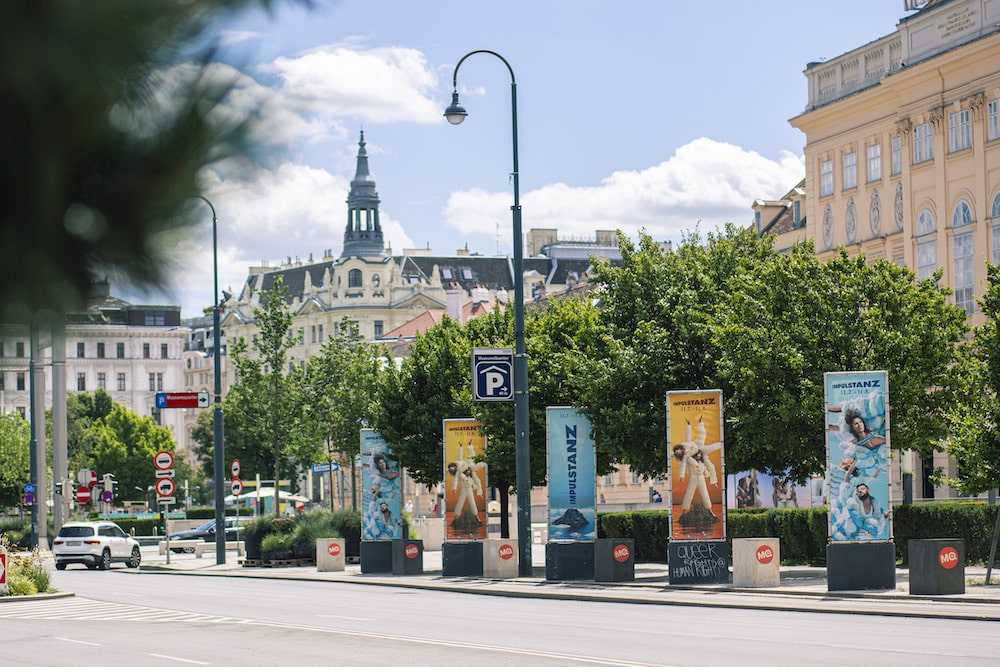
[144,1,915,317]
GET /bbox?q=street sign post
[231,478,243,496]
[101,490,114,503]
[311,462,340,474]
[155,477,176,498]
[472,347,515,402]
[155,391,209,409]
[75,486,91,504]
[23,493,35,506]
[231,459,241,478]
[154,450,175,471]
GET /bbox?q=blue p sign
[473,348,514,402]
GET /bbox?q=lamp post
[196,195,226,565]
[445,50,532,576]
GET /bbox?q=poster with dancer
[360,428,402,541]
[547,407,596,541]
[443,418,488,541]
[825,371,892,542]
[667,390,725,541]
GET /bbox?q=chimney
[446,286,464,323]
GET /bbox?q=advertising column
[824,370,896,590]
[666,389,728,584]
[545,407,606,580]
[441,418,488,576]
[359,429,403,573]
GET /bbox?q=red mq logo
[405,544,419,559]
[498,544,514,560]
[755,545,775,565]
[327,542,341,557]
[939,546,959,569]
[613,544,631,563]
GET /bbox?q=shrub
[260,533,294,561]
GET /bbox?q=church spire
[341,130,385,257]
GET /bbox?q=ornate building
[765,0,1000,500]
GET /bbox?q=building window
[374,320,384,338]
[156,373,163,391]
[148,373,156,392]
[0,342,3,357]
[16,372,26,391]
[989,99,999,141]
[143,343,150,359]
[953,231,975,315]
[820,159,834,197]
[144,311,166,326]
[77,342,85,358]
[916,209,937,281]
[953,200,973,228]
[891,136,902,175]
[117,373,126,391]
[318,324,324,341]
[992,194,1000,264]
[16,407,25,418]
[603,474,613,485]
[310,325,316,344]
[97,372,106,389]
[866,143,881,182]
[949,109,972,152]
[843,151,857,190]
[348,269,363,288]
[97,342,105,359]
[914,122,933,164]
[160,343,168,359]
[117,342,125,358]
[16,341,25,357]
[77,373,86,391]
[0,375,4,391]
[754,210,761,232]
[793,200,802,228]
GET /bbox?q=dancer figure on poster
[448,441,486,531]
[672,445,719,526]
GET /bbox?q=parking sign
[472,347,514,402]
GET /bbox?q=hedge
[597,502,1000,565]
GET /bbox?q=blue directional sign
[472,347,514,402]
[23,483,35,495]
[311,462,340,474]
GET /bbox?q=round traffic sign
[155,477,176,497]
[23,493,35,506]
[154,450,175,471]
[231,459,241,478]
[23,482,35,494]
[75,486,92,504]
[230,478,243,496]
[85,470,97,488]
[101,490,114,503]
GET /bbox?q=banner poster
[546,407,596,541]
[666,390,725,541]
[825,371,892,542]
[726,470,814,509]
[360,428,403,541]
[443,418,488,541]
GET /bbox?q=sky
[134,1,916,318]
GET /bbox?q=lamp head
[444,91,467,125]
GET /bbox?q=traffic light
[54,481,64,495]
[157,511,166,535]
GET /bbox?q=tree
[303,318,386,510]
[939,263,1000,494]
[0,0,311,321]
[226,276,306,514]
[714,247,967,480]
[582,227,773,478]
[0,411,30,509]
[372,317,470,488]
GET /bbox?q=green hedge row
[597,502,1000,565]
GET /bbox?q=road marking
[56,637,102,646]
[317,614,373,621]
[148,654,210,665]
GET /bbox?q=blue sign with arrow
[472,347,514,402]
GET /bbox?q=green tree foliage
[372,317,470,487]
[225,277,307,512]
[302,318,386,508]
[939,263,1000,494]
[715,247,967,480]
[582,227,773,478]
[0,412,30,509]
[0,0,311,321]
[64,389,115,473]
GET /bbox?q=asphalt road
[0,567,994,666]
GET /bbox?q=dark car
[167,517,246,553]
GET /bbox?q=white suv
[52,521,141,570]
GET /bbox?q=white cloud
[260,45,442,126]
[442,138,805,252]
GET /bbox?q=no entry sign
[155,477,176,498]
[75,486,92,504]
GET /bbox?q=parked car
[167,517,247,553]
[52,520,141,570]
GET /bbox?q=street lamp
[196,194,226,565]
[445,50,532,576]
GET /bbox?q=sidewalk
[135,547,1000,621]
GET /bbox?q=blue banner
[547,407,596,541]
[825,371,892,542]
[361,429,403,541]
